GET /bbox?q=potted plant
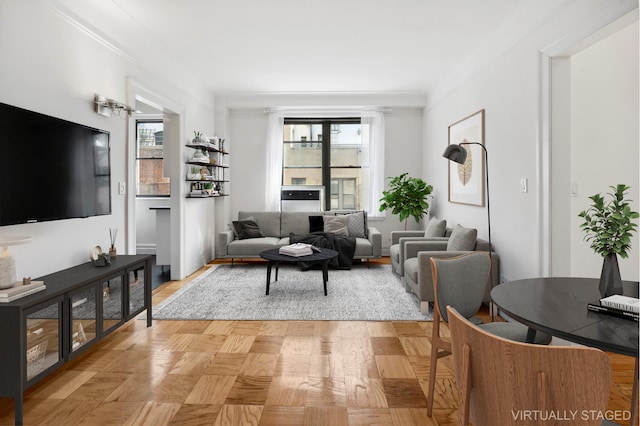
[203,182,214,196]
[578,184,639,297]
[379,173,433,230]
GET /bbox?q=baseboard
[136,243,156,255]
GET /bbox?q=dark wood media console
[0,255,152,425]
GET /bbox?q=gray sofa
[217,210,382,262]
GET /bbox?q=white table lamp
[0,236,32,289]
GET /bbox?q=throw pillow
[447,224,477,251]
[323,215,349,236]
[232,219,264,240]
[342,211,367,238]
[424,217,447,237]
[230,215,255,238]
[309,216,324,233]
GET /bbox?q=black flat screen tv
[0,102,111,226]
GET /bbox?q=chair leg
[427,317,441,416]
[421,301,432,315]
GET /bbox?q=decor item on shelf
[379,173,433,230]
[203,182,214,196]
[187,166,201,180]
[578,184,639,297]
[190,149,207,163]
[0,236,31,289]
[192,131,210,145]
[447,110,485,206]
[109,228,118,258]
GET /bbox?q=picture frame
[447,109,485,206]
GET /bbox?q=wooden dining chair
[447,305,612,426]
[426,252,552,416]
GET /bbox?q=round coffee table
[260,248,339,296]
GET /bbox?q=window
[136,120,170,196]
[283,118,368,211]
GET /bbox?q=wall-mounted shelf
[185,142,229,198]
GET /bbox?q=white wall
[569,21,639,281]
[221,92,426,253]
[423,1,639,282]
[0,1,216,280]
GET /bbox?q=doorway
[126,79,185,281]
[548,15,639,280]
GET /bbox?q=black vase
[599,253,623,298]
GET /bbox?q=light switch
[519,178,528,193]
[571,182,579,198]
[118,182,126,195]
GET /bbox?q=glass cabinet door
[69,285,97,352]
[102,274,123,334]
[128,265,147,317]
[26,301,61,381]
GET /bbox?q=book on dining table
[587,299,639,321]
[599,294,640,313]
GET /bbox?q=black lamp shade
[442,144,467,164]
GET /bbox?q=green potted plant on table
[578,184,639,297]
[379,173,433,230]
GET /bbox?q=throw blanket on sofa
[290,232,356,270]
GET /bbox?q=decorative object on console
[90,246,111,267]
[379,173,433,230]
[578,184,639,297]
[0,236,32,289]
[109,228,118,258]
[446,109,485,206]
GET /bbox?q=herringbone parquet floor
[0,258,635,425]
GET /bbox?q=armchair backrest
[447,306,611,426]
[431,252,490,322]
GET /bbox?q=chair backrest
[447,306,612,426]
[431,252,490,322]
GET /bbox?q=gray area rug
[153,263,432,321]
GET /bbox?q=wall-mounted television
[0,102,111,226]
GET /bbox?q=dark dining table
[491,277,639,425]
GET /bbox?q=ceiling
[48,0,570,95]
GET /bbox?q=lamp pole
[443,142,494,319]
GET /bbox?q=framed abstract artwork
[447,109,485,206]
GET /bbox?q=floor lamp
[442,143,495,320]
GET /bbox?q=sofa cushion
[232,219,264,240]
[227,237,280,256]
[447,224,477,251]
[239,211,280,237]
[281,211,321,237]
[424,217,447,237]
[353,237,374,257]
[389,243,400,264]
[309,215,324,233]
[404,257,419,283]
[323,215,349,236]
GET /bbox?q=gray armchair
[389,217,449,276]
[402,224,499,314]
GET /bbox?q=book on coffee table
[279,243,314,257]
